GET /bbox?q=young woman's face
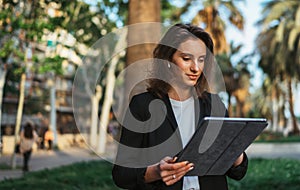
[171,38,206,88]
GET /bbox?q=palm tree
[192,0,245,54]
[257,0,300,135]
[191,0,250,118]
[216,42,250,117]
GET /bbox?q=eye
[198,57,205,63]
[182,57,190,61]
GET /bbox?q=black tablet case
[176,117,268,176]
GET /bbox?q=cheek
[199,63,205,71]
[173,59,186,71]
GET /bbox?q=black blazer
[112,91,248,190]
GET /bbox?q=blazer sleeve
[112,94,152,189]
[226,152,248,180]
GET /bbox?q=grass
[0,160,120,190]
[228,158,300,190]
[0,163,22,170]
[0,163,11,170]
[0,159,299,190]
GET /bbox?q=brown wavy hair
[23,122,34,139]
[147,23,214,98]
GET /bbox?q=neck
[168,86,193,101]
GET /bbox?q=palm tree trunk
[287,76,299,135]
[97,55,118,154]
[90,85,102,149]
[11,73,26,169]
[227,92,232,116]
[272,86,279,132]
[125,0,161,101]
[127,0,161,66]
[0,67,7,156]
[49,76,58,147]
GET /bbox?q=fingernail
[184,161,189,165]
[189,166,194,171]
[173,157,178,162]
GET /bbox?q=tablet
[176,117,268,176]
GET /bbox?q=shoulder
[131,91,158,102]
[128,91,164,120]
[201,91,228,117]
[201,91,223,103]
[129,92,160,108]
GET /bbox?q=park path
[246,142,300,160]
[0,142,299,182]
[0,144,116,182]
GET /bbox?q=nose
[191,60,201,72]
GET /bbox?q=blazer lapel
[194,96,201,129]
[161,94,178,130]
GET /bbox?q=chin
[184,82,197,87]
[188,80,198,86]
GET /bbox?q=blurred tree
[192,0,245,54]
[257,0,300,135]
[127,0,161,65]
[191,0,250,117]
[216,42,250,117]
[0,0,53,167]
[125,0,161,99]
[96,0,185,153]
[0,0,121,156]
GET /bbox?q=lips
[186,74,199,80]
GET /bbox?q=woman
[112,23,247,190]
[44,128,54,150]
[20,121,38,172]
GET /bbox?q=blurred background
[0,0,299,157]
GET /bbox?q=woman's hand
[144,156,194,186]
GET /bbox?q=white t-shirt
[170,97,200,190]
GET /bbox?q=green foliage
[161,0,183,23]
[0,159,299,190]
[228,158,300,190]
[38,56,64,76]
[0,39,14,60]
[256,131,300,143]
[0,161,119,190]
[257,1,300,80]
[3,63,23,96]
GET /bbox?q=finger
[160,161,189,171]
[171,163,194,180]
[164,174,179,186]
[166,157,177,163]
[174,164,194,179]
[162,156,173,162]
[161,162,193,177]
[162,173,180,184]
[162,163,194,184]
[164,168,195,186]
[175,163,194,174]
[161,173,176,183]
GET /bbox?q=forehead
[177,38,206,55]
